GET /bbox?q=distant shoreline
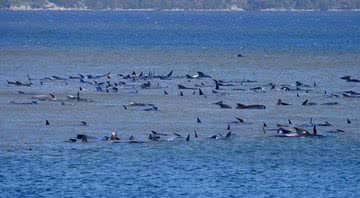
[1,7,360,12]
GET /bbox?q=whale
[186,134,190,141]
[173,132,182,137]
[229,117,252,125]
[321,102,339,105]
[69,75,83,79]
[213,101,232,109]
[127,101,155,107]
[272,125,324,138]
[347,118,351,124]
[186,71,212,79]
[141,81,151,89]
[87,72,111,79]
[212,90,229,96]
[317,121,332,127]
[80,79,93,85]
[294,127,324,137]
[159,70,174,80]
[198,88,204,96]
[295,81,311,88]
[51,75,67,80]
[194,130,198,138]
[152,131,169,136]
[7,80,32,86]
[324,90,340,98]
[302,99,317,106]
[214,80,221,90]
[343,93,360,98]
[250,86,264,92]
[148,134,160,141]
[110,131,120,140]
[67,95,76,100]
[340,75,360,83]
[344,91,360,95]
[209,134,224,140]
[236,103,266,109]
[225,131,232,138]
[143,106,158,111]
[277,99,290,106]
[10,101,38,105]
[32,94,57,101]
[178,85,197,90]
[325,129,345,133]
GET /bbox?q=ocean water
[0,11,360,197]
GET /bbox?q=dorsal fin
[173,132,182,137]
[166,70,173,78]
[236,103,246,108]
[225,131,232,138]
[199,88,204,96]
[235,117,244,123]
[347,118,351,124]
[302,99,308,105]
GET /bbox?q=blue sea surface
[0,11,360,197]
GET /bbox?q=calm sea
[0,11,360,197]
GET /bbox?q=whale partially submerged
[186,71,212,79]
[32,94,57,101]
[236,103,266,109]
[340,75,360,83]
[7,80,32,86]
[277,99,290,106]
[213,101,232,109]
[272,126,324,138]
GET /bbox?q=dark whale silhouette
[277,99,290,106]
[213,101,232,109]
[236,103,266,109]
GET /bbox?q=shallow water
[1,11,360,197]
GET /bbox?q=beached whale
[10,101,38,105]
[277,99,290,106]
[212,90,229,96]
[272,126,323,138]
[236,103,266,109]
[127,101,155,107]
[87,72,111,79]
[213,101,232,109]
[321,102,339,105]
[7,80,32,86]
[343,93,360,98]
[302,99,317,106]
[32,94,57,101]
[186,71,212,79]
[177,84,197,90]
[340,75,360,82]
[51,75,67,80]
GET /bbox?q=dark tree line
[1,0,360,10]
